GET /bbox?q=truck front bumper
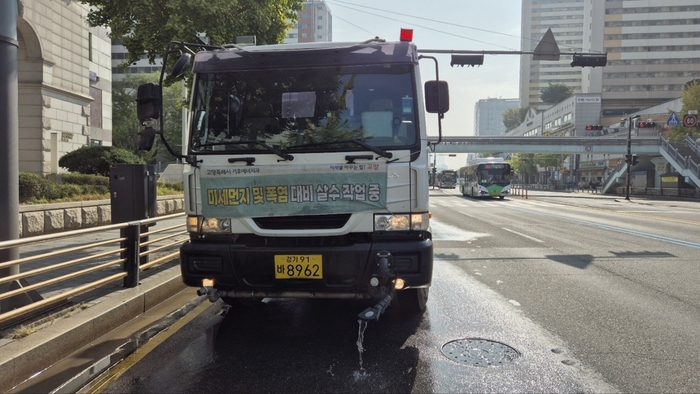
[180,234,432,298]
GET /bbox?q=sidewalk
[516,187,700,210]
[0,218,197,393]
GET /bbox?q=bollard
[122,222,141,288]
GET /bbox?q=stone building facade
[17,0,112,175]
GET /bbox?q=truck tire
[394,287,429,315]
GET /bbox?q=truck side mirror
[424,80,449,114]
[170,53,192,78]
[136,83,161,122]
[138,126,160,151]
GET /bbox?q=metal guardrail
[687,135,700,157]
[0,213,187,327]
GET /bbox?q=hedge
[19,173,112,204]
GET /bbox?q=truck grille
[253,214,351,230]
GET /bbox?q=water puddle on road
[354,319,369,380]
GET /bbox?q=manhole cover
[441,338,520,367]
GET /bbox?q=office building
[474,98,520,136]
[111,41,162,82]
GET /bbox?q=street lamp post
[625,115,640,201]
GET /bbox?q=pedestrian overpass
[428,136,661,155]
[427,135,700,191]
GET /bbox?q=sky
[325,0,523,169]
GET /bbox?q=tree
[540,83,574,105]
[666,79,700,141]
[79,0,303,70]
[533,154,562,168]
[502,107,530,131]
[59,146,145,176]
[510,154,538,183]
[112,73,185,162]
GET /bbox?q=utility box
[110,164,157,224]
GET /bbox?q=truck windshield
[189,64,418,154]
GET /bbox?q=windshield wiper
[286,139,392,159]
[193,139,293,161]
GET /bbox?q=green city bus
[459,157,512,199]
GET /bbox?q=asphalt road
[84,189,700,393]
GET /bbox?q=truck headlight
[374,213,429,231]
[187,216,231,233]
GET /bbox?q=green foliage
[157,180,185,196]
[61,173,110,195]
[20,173,183,204]
[60,173,110,187]
[502,107,530,131]
[19,173,88,204]
[666,80,700,141]
[78,0,303,71]
[18,173,44,203]
[510,154,538,175]
[540,83,574,105]
[534,154,562,168]
[59,146,145,176]
[112,73,185,161]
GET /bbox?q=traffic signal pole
[419,29,607,66]
[625,115,640,201]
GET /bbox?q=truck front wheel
[394,287,429,315]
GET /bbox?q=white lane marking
[506,205,700,249]
[508,299,522,307]
[432,199,476,208]
[430,219,490,242]
[502,227,545,243]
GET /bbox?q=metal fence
[0,213,187,328]
[511,183,698,199]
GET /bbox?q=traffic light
[638,121,656,128]
[451,54,484,67]
[585,125,603,130]
[570,54,607,68]
[625,154,640,166]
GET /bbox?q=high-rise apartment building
[284,0,332,43]
[474,98,520,136]
[520,0,700,117]
[582,0,700,117]
[520,0,586,110]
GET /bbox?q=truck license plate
[274,255,323,279]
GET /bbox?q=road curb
[0,264,186,392]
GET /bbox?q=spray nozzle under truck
[135,31,449,321]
